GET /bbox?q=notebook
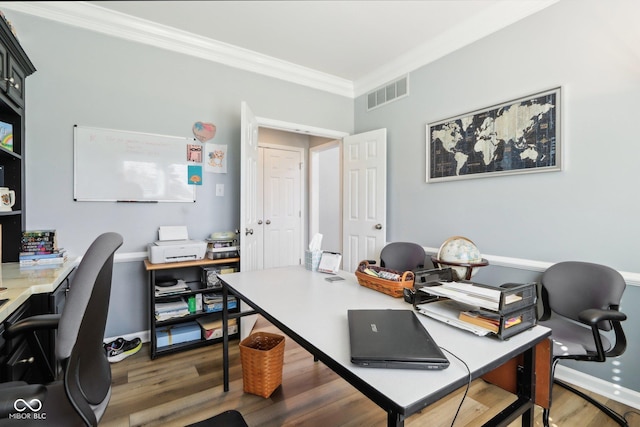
[348,309,450,370]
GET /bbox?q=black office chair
[538,261,629,427]
[186,409,249,427]
[0,232,123,426]
[379,241,429,272]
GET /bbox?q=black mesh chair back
[0,232,123,427]
[58,232,123,425]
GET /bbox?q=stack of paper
[155,297,189,321]
[155,279,189,297]
[419,281,521,311]
[417,299,492,336]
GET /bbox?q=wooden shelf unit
[145,257,240,359]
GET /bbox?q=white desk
[221,266,551,426]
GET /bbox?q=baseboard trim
[555,365,640,410]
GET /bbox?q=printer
[148,226,207,264]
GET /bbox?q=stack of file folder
[203,293,237,313]
[155,297,189,321]
[414,278,536,340]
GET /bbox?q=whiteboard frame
[73,125,197,203]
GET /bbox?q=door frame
[255,116,348,254]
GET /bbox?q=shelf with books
[145,257,241,359]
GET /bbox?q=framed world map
[427,87,561,183]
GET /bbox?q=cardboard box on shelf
[197,316,238,340]
[156,322,201,348]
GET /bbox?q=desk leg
[519,346,535,427]
[388,411,404,427]
[223,284,230,392]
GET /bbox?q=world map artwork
[428,88,560,182]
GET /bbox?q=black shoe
[104,337,142,363]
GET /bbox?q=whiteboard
[73,126,196,202]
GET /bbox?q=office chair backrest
[56,232,123,424]
[380,242,426,272]
[541,261,626,332]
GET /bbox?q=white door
[262,147,302,268]
[240,102,261,272]
[342,129,387,273]
[239,102,260,338]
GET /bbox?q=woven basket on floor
[239,332,285,398]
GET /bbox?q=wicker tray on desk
[355,261,415,298]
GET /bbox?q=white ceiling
[2,1,558,97]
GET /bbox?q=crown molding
[353,0,559,97]
[0,1,558,99]
[0,1,354,98]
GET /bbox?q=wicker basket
[354,260,415,298]
[239,332,285,398]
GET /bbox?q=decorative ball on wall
[192,122,216,142]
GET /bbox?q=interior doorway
[309,140,341,253]
[258,127,340,262]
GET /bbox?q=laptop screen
[348,309,449,370]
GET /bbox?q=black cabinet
[0,270,73,383]
[0,16,35,262]
[145,258,241,359]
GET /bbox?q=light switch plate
[216,184,224,197]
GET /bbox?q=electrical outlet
[215,184,224,197]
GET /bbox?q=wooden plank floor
[101,317,639,427]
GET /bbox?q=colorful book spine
[20,230,58,254]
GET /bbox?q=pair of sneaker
[103,337,142,363]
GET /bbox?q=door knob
[266,220,271,225]
[245,228,253,236]
[375,224,383,230]
[257,220,263,225]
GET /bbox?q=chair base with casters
[186,410,248,427]
[539,261,629,427]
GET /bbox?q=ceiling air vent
[367,75,409,111]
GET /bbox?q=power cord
[439,346,471,427]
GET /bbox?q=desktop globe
[432,236,488,280]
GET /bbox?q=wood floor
[100,317,639,427]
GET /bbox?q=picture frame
[426,87,561,183]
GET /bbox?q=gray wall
[5,0,640,398]
[355,0,640,394]
[4,11,353,336]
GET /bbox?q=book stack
[19,230,67,266]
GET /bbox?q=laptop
[348,309,450,370]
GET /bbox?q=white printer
[148,226,207,264]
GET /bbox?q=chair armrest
[3,314,61,339]
[578,308,627,326]
[0,383,47,418]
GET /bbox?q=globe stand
[431,256,489,281]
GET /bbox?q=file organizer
[411,268,537,340]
